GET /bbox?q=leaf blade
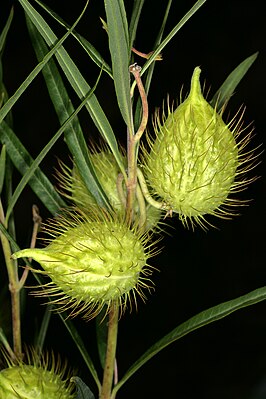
[140,0,207,76]
[34,0,113,78]
[27,19,111,208]
[113,286,266,394]
[0,1,87,124]
[210,52,259,110]
[104,0,132,130]
[0,121,66,215]
[19,0,125,175]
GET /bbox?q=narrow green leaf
[71,377,95,399]
[0,121,66,216]
[0,7,14,55]
[27,19,110,209]
[0,8,14,128]
[5,76,103,222]
[129,0,145,50]
[60,316,101,392]
[0,222,20,252]
[144,0,172,95]
[113,286,266,394]
[134,0,172,128]
[96,310,108,369]
[104,0,133,130]
[19,0,125,176]
[0,2,87,124]
[210,52,259,110]
[0,144,6,194]
[33,0,112,78]
[34,304,53,354]
[140,0,207,76]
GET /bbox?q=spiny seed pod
[58,150,161,232]
[12,209,156,319]
[0,350,74,399]
[142,66,257,228]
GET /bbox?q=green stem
[137,168,168,211]
[100,303,119,399]
[0,199,22,360]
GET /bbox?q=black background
[1,1,266,398]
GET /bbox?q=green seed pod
[0,351,74,399]
[12,210,155,319]
[58,150,161,232]
[143,66,257,228]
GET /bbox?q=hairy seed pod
[58,150,161,231]
[12,210,156,319]
[0,351,74,399]
[143,66,257,228]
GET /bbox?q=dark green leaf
[113,286,266,395]
[134,0,172,128]
[128,0,145,51]
[0,2,86,125]
[0,7,14,55]
[33,0,112,78]
[71,377,95,399]
[0,121,66,216]
[61,316,101,391]
[0,144,6,194]
[0,8,14,128]
[20,0,125,176]
[95,309,108,369]
[140,0,207,76]
[104,0,133,131]
[34,304,53,354]
[210,52,259,110]
[27,19,110,209]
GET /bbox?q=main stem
[100,303,119,399]
[0,200,22,360]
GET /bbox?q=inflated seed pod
[58,150,161,231]
[12,209,155,319]
[143,66,256,228]
[0,351,74,399]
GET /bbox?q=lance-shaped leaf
[112,286,266,395]
[104,0,133,131]
[18,0,125,176]
[34,0,112,78]
[211,52,259,111]
[0,121,66,216]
